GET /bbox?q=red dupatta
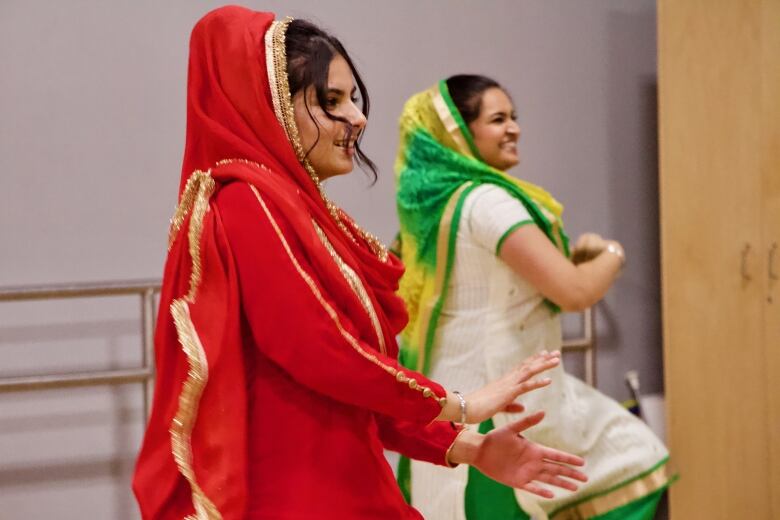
[132,7,408,519]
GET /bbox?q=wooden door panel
[761,0,780,516]
[658,0,769,517]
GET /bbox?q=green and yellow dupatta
[395,80,569,378]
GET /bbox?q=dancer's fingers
[540,447,586,468]
[506,411,546,434]
[520,482,554,499]
[543,461,588,482]
[536,473,580,492]
[516,377,552,395]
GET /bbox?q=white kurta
[410,185,668,520]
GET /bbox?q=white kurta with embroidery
[409,184,668,520]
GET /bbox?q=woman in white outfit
[394,75,671,520]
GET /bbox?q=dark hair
[285,19,378,182]
[445,74,502,125]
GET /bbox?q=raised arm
[499,225,624,311]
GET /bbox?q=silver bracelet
[452,391,467,424]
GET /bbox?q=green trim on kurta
[465,419,529,520]
[495,219,536,255]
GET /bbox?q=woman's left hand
[448,411,588,498]
[571,233,607,264]
[461,350,560,424]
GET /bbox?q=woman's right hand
[437,350,561,424]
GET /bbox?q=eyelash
[325,96,359,108]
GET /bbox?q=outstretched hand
[450,412,587,498]
[463,350,560,424]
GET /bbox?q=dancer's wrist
[446,429,483,466]
[438,390,466,423]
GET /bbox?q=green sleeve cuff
[495,219,535,255]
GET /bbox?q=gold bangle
[444,426,470,468]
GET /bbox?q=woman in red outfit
[132,7,587,519]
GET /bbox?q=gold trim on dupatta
[167,170,222,520]
[429,86,475,159]
[249,185,446,407]
[312,220,388,356]
[263,17,389,262]
[412,182,473,374]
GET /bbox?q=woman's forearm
[499,226,624,312]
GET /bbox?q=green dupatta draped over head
[395,80,570,377]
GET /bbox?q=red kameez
[132,7,460,519]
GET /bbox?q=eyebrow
[326,86,358,96]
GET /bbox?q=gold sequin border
[167,169,222,519]
[312,220,387,356]
[551,462,670,520]
[249,184,445,407]
[262,19,388,262]
[264,17,306,163]
[170,300,221,520]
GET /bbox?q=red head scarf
[133,6,406,519]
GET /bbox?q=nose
[347,101,367,130]
[508,120,521,138]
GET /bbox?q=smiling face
[467,87,521,171]
[292,54,367,180]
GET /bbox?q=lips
[335,139,356,157]
[334,139,356,149]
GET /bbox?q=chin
[500,156,520,170]
[320,163,353,179]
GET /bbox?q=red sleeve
[375,416,462,467]
[215,182,446,424]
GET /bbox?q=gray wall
[0,1,659,517]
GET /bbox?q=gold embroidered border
[430,87,474,158]
[186,175,215,301]
[170,300,221,520]
[169,170,209,250]
[167,169,221,519]
[312,220,387,356]
[264,17,306,163]
[263,19,388,262]
[249,184,445,407]
[413,182,473,373]
[551,463,670,520]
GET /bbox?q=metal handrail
[0,279,161,301]
[561,307,597,386]
[0,278,597,426]
[0,279,161,422]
